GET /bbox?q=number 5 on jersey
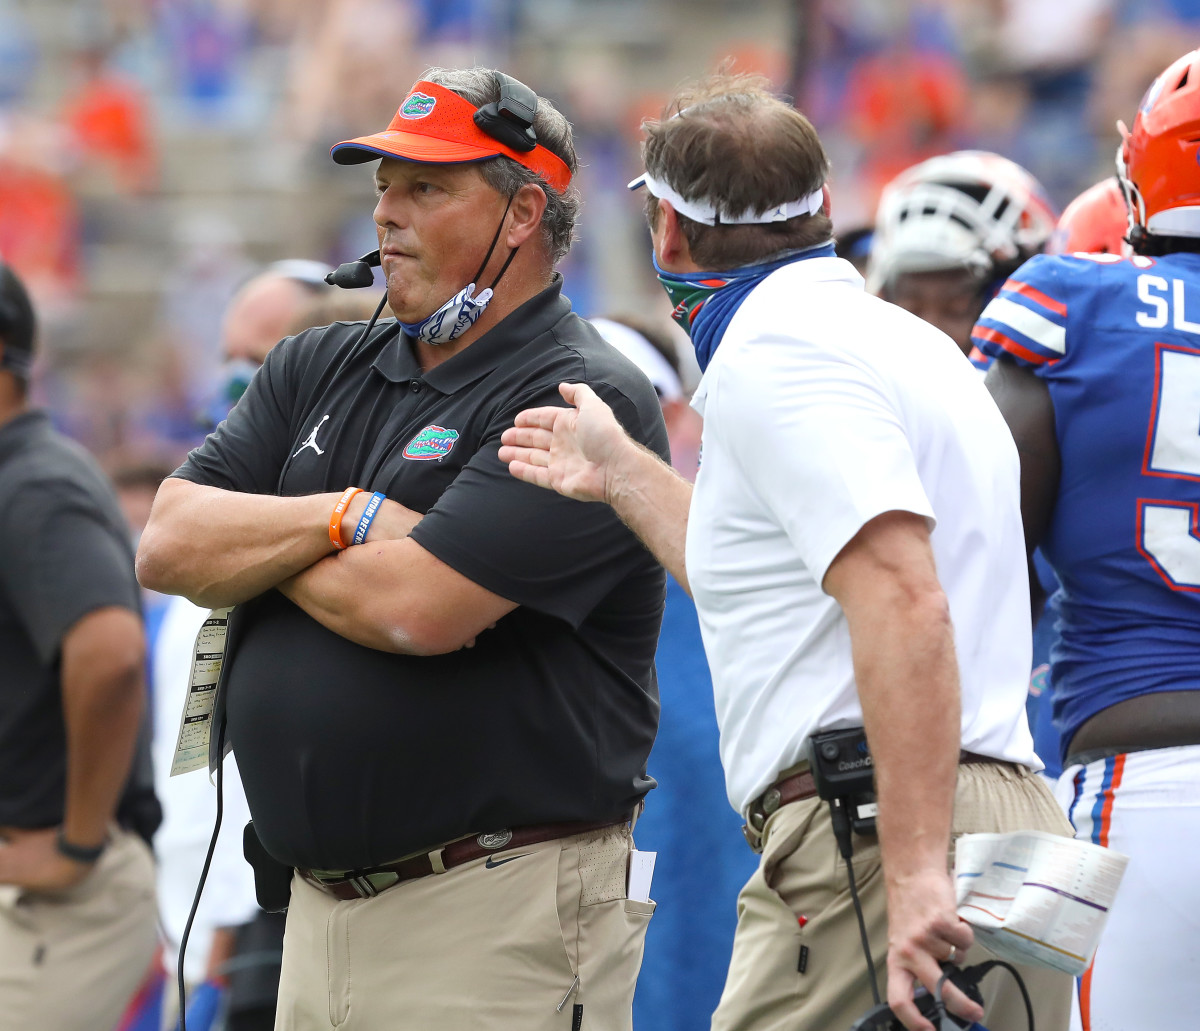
[1140,343,1200,590]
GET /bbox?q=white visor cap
[629,172,824,226]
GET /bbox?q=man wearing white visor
[500,72,1071,1031]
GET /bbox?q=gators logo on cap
[403,424,459,461]
[400,92,437,119]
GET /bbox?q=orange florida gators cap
[331,80,573,195]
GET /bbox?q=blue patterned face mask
[653,243,837,371]
[654,260,732,343]
[397,281,497,346]
[397,197,517,346]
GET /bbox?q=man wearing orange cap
[138,68,668,1031]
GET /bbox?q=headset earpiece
[473,73,539,153]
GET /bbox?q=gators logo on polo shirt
[400,92,437,119]
[403,424,459,461]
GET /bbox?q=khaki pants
[0,826,158,1031]
[275,824,654,1031]
[713,762,1074,1031]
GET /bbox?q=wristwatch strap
[55,828,107,864]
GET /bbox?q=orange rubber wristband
[329,487,363,550]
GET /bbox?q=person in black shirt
[0,262,158,1030]
[138,67,667,1031]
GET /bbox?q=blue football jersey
[974,251,1200,755]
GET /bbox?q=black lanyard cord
[177,721,226,1031]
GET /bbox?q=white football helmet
[867,151,1058,295]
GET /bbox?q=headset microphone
[326,250,381,289]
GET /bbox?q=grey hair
[422,66,580,265]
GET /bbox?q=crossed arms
[137,478,515,655]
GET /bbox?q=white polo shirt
[686,256,1040,815]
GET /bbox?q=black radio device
[806,727,884,1006]
[807,726,878,836]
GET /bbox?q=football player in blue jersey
[867,151,1057,368]
[974,49,1200,1031]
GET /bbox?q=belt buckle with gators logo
[477,830,530,869]
[403,424,459,461]
[476,830,512,850]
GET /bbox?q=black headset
[472,72,539,153]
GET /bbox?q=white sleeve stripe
[982,297,1066,355]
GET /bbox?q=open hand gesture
[499,382,633,503]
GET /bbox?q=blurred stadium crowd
[0,0,1197,475]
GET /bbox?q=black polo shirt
[175,277,669,871]
[0,411,150,829]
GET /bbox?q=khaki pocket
[577,827,633,907]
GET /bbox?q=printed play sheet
[169,607,232,777]
[954,830,1128,975]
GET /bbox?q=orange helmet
[1119,48,1200,246]
[1047,178,1129,255]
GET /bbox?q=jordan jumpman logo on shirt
[293,414,330,458]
